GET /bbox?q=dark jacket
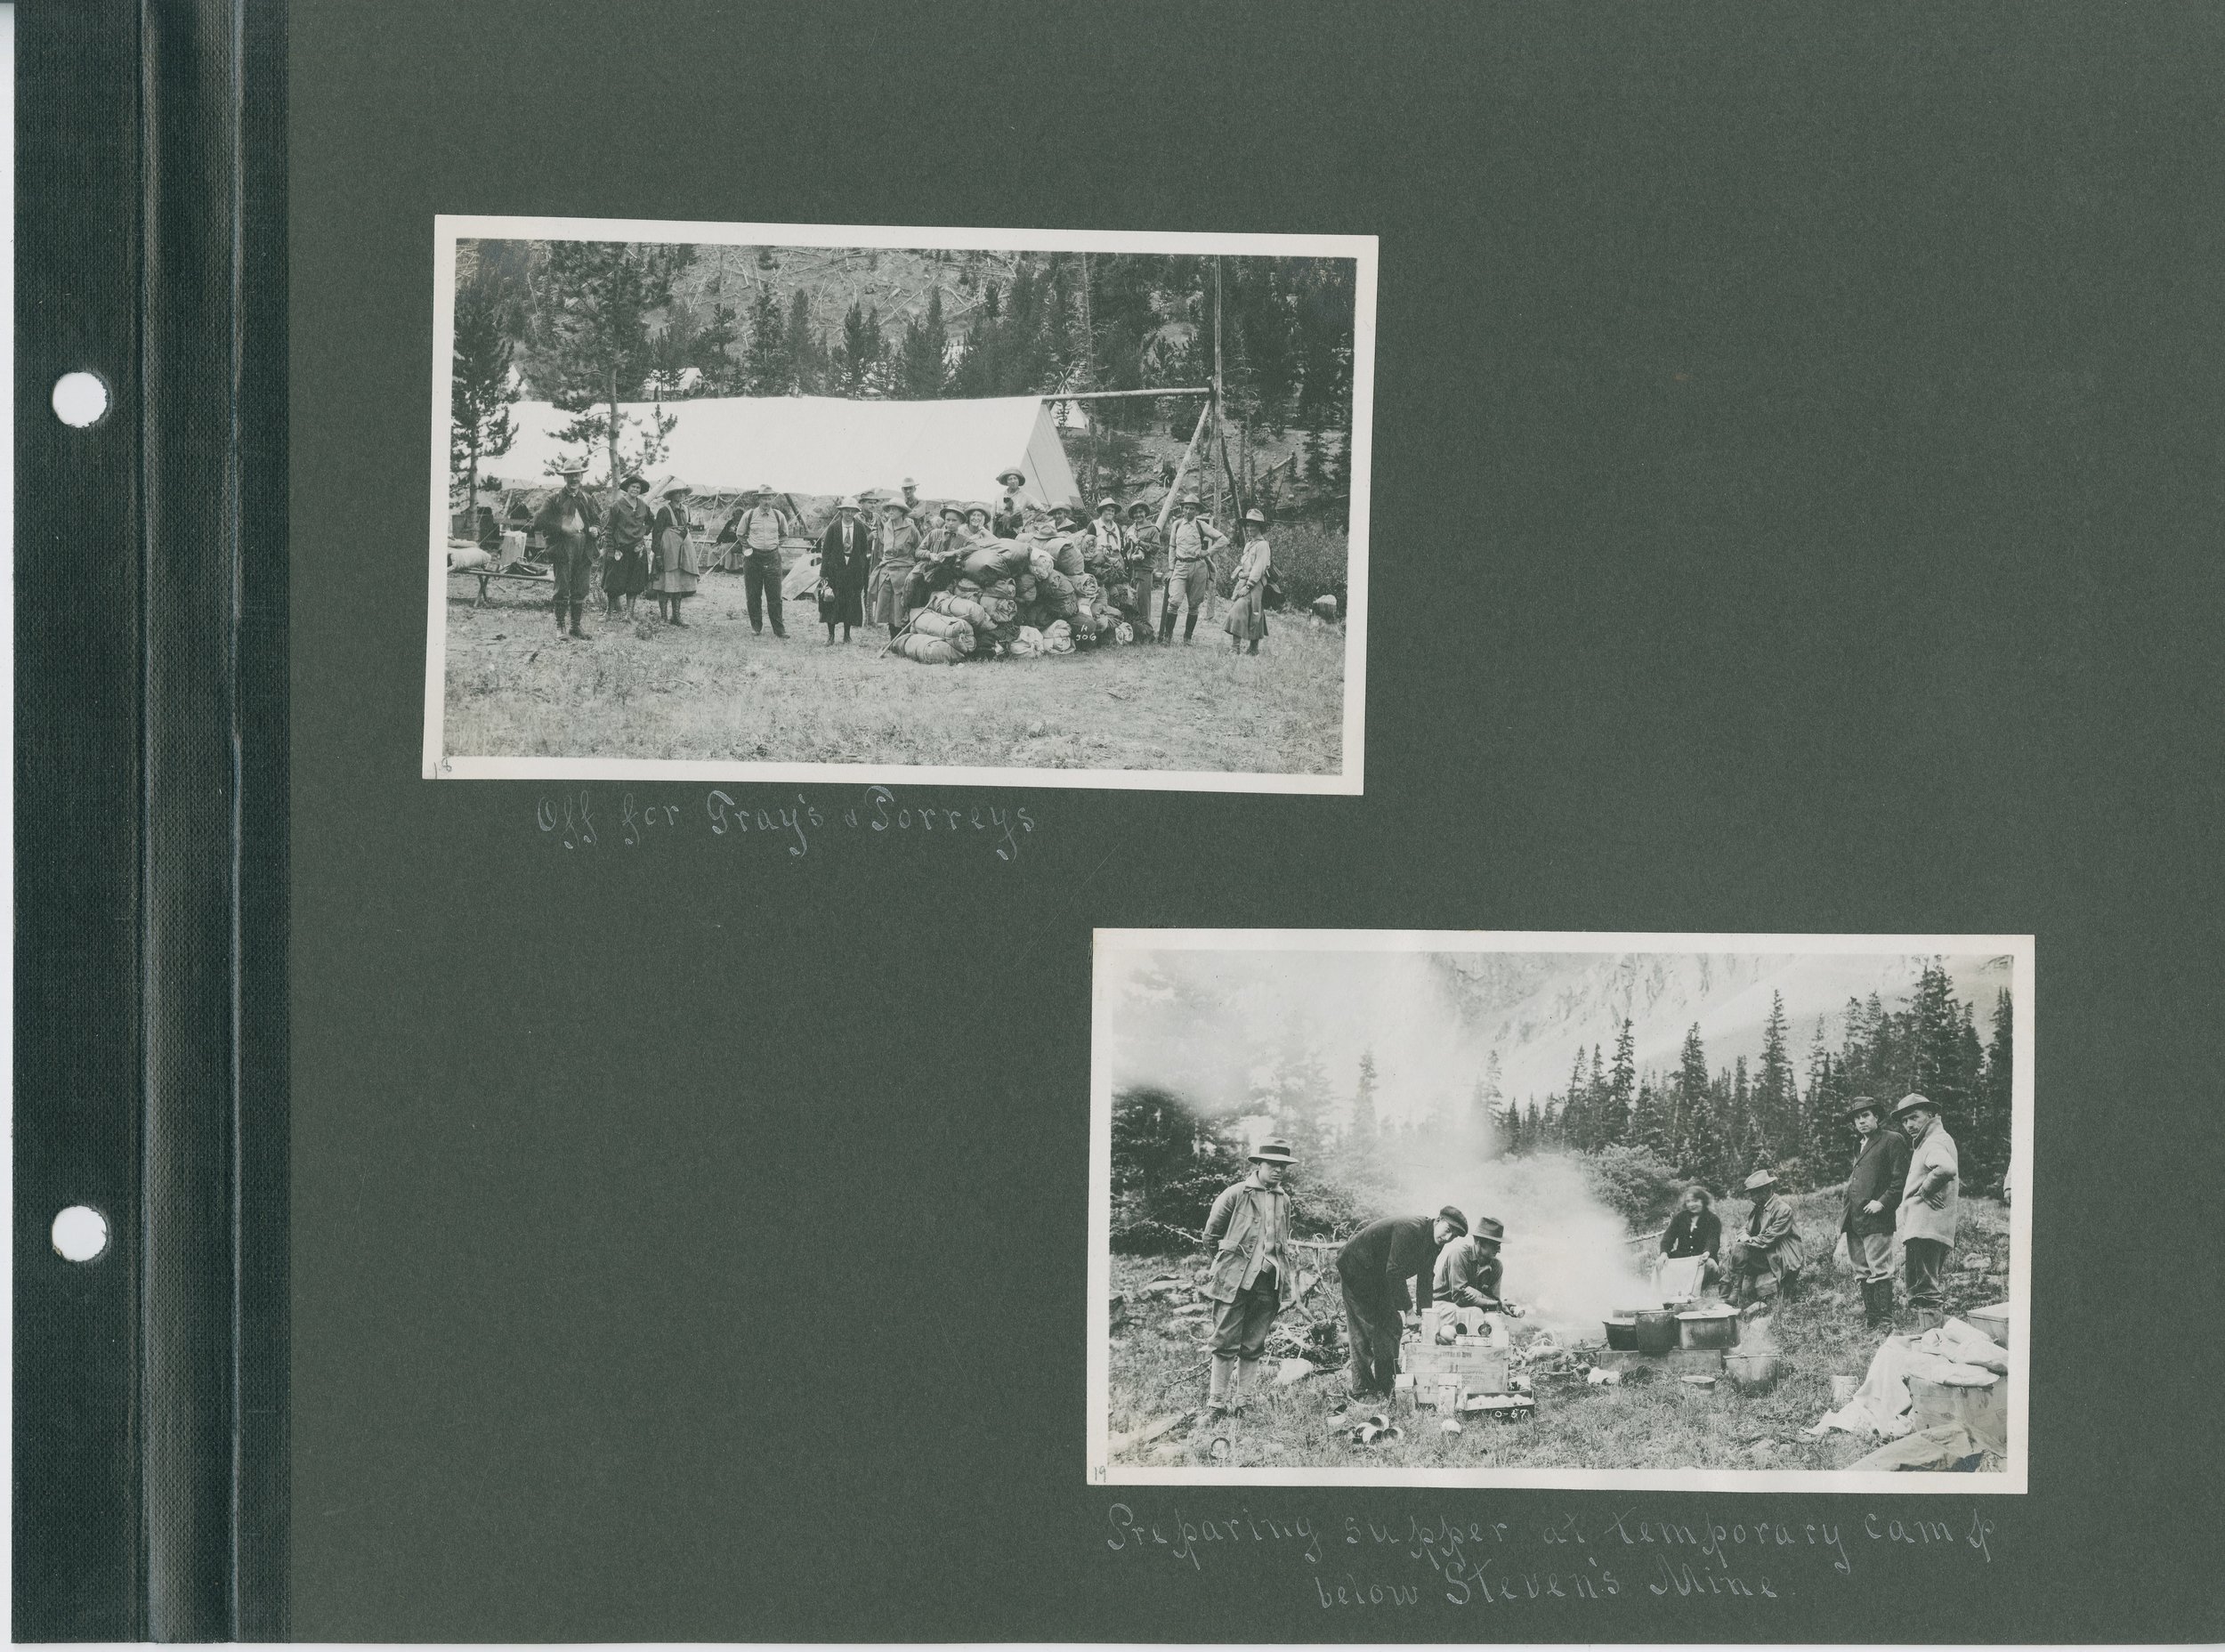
[530,487,602,563]
[1337,1216,1446,1314]
[1843,1126,1912,1236]
[818,516,871,596]
[1661,1207,1722,1260]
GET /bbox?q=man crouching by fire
[1200,1138,1300,1421]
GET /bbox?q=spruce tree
[1672,1025,1719,1185]
[901,286,950,397]
[1605,1020,1637,1147]
[1756,990,1797,1160]
[785,287,821,393]
[1975,989,2015,1195]
[744,286,789,396]
[450,266,517,515]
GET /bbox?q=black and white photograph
[1088,931,2033,1488]
[425,216,1375,790]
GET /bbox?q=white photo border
[1086,928,2035,1492]
[423,214,1377,793]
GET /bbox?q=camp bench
[449,558,557,608]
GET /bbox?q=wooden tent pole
[1158,397,1213,537]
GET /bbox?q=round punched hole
[52,371,110,429]
[52,1205,109,1262]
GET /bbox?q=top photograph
[423,216,1377,791]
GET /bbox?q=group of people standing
[1655,1089,1962,1331]
[527,460,705,638]
[521,463,1276,653]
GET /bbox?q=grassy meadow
[1107,1187,2011,1472]
[440,569,1347,773]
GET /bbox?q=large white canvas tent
[485,394,1080,506]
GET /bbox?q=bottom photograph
[1087,929,2033,1488]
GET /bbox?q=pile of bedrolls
[892,529,1134,664]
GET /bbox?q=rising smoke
[1111,947,1659,1335]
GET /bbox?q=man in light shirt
[1156,493,1227,644]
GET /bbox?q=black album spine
[14,0,287,1640]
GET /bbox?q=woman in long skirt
[600,473,655,616]
[651,482,700,626]
[1224,508,1272,654]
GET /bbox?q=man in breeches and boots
[1891,1092,1960,1332]
[531,459,602,640]
[1157,493,1227,644]
[1336,1206,1467,1402]
[732,484,793,638]
[1841,1096,1910,1327]
[1200,1138,1300,1421]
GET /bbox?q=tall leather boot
[1159,605,1177,644]
[570,602,587,638]
[554,595,570,636]
[1206,1354,1236,1419]
[1184,611,1199,643]
[1860,1279,1883,1327]
[1236,1356,1265,1411]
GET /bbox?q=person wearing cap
[1157,493,1227,644]
[1200,1138,1301,1420]
[649,482,700,626]
[1335,1206,1468,1400]
[1433,1215,1512,1316]
[600,472,655,619]
[1726,1169,1808,1310]
[870,497,928,636]
[530,461,603,639]
[991,468,1029,539]
[1891,1093,1960,1332]
[816,497,870,644]
[726,486,794,637]
[1224,506,1273,655]
[1841,1096,1912,1327]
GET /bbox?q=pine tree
[1756,990,1797,1161]
[450,266,517,515]
[1558,1048,1590,1151]
[1802,1016,1842,1175]
[1673,1025,1725,1188]
[744,285,789,396]
[1729,1057,1755,1173]
[901,286,950,397]
[1974,989,2014,1195]
[1604,1020,1636,1147]
[785,287,821,393]
[841,299,883,393]
[534,239,678,482]
[1631,1074,1670,1159]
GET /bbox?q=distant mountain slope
[663,244,1028,338]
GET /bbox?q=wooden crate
[1402,1339,1509,1397]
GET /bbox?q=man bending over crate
[1337,1206,1468,1402]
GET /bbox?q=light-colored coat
[1897,1119,1961,1246]
[1202,1176,1298,1308]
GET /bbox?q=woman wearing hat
[1201,1138,1301,1421]
[1725,1169,1807,1310]
[600,473,655,619]
[992,469,1028,539]
[530,459,603,639]
[869,497,927,636]
[816,497,870,644]
[650,482,700,626]
[1224,507,1273,655]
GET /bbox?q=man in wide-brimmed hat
[1841,1096,1911,1327]
[816,497,870,644]
[1890,1093,1960,1332]
[1157,491,1227,644]
[1201,1138,1302,1420]
[530,458,603,639]
[725,484,793,637]
[992,468,1029,539]
[1726,1168,1808,1311]
[1337,1205,1468,1400]
[1432,1214,1509,1315]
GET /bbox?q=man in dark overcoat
[816,497,870,643]
[530,459,603,638]
[1335,1206,1467,1401]
[1841,1097,1911,1327]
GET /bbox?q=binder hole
[51,1205,109,1262]
[51,371,109,428]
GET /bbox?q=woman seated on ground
[1657,1183,1723,1297]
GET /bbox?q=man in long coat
[1841,1097,1911,1327]
[1336,1206,1467,1400]
[815,497,870,643]
[530,459,602,638]
[1199,1138,1300,1420]
[1727,1168,1808,1308]
[1891,1093,1960,1332]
